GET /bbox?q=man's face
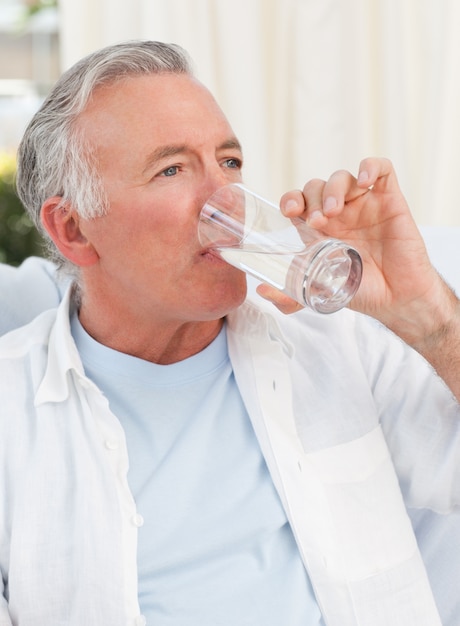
[76,73,247,325]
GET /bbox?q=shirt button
[131,513,144,527]
[105,439,119,451]
[133,616,147,626]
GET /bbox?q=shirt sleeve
[0,256,66,335]
[355,313,460,513]
[0,576,13,625]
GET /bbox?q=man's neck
[77,302,225,365]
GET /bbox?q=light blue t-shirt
[71,315,323,625]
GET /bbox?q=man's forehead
[87,71,208,108]
[75,73,242,170]
[78,72,227,132]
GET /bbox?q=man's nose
[199,169,232,209]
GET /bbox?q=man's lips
[200,247,223,261]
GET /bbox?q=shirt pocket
[304,424,417,580]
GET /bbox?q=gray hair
[16,40,194,275]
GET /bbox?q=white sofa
[420,226,460,295]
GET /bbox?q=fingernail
[307,210,323,224]
[284,199,298,215]
[358,170,369,185]
[323,196,337,215]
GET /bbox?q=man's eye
[224,158,242,169]
[161,165,179,177]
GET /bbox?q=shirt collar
[34,290,291,406]
[35,285,86,406]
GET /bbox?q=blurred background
[1,0,460,266]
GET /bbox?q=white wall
[58,0,460,226]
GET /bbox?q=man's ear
[40,196,99,267]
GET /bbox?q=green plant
[0,153,44,266]
[24,0,58,19]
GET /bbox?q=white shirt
[71,314,323,625]
[0,286,459,625]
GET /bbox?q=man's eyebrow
[142,145,188,175]
[218,138,243,154]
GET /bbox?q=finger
[321,169,366,213]
[279,190,305,217]
[357,157,401,193]
[256,283,304,315]
[280,180,329,228]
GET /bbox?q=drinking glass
[198,183,362,314]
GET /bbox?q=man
[0,40,459,626]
